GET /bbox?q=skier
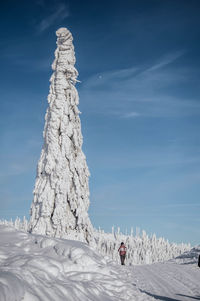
[118,242,127,265]
[198,255,200,268]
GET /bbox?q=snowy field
[0,225,199,301]
[132,249,200,301]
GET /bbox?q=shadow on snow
[177,294,200,300]
[140,289,200,301]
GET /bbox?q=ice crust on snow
[28,28,94,245]
[0,225,155,301]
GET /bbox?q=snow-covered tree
[94,227,190,265]
[29,28,94,245]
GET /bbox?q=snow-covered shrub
[0,217,28,232]
[94,227,191,265]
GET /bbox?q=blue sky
[0,0,199,245]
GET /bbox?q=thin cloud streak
[80,50,200,118]
[37,2,69,33]
[147,50,186,72]
[82,50,186,89]
[121,111,141,118]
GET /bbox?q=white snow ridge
[29,27,94,245]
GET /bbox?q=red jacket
[118,245,127,255]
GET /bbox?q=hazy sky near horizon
[0,0,200,245]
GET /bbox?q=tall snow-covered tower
[29,28,94,245]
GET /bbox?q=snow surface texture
[29,28,94,245]
[0,218,191,265]
[132,246,200,301]
[0,225,155,301]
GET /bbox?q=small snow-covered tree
[29,28,94,245]
[94,227,190,265]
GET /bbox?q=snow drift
[0,225,154,301]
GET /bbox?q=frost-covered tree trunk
[29,28,94,245]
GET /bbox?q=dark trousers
[120,255,126,265]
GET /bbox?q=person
[198,255,200,268]
[118,242,127,265]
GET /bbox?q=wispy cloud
[37,2,69,33]
[147,50,186,72]
[121,111,141,118]
[80,50,200,118]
